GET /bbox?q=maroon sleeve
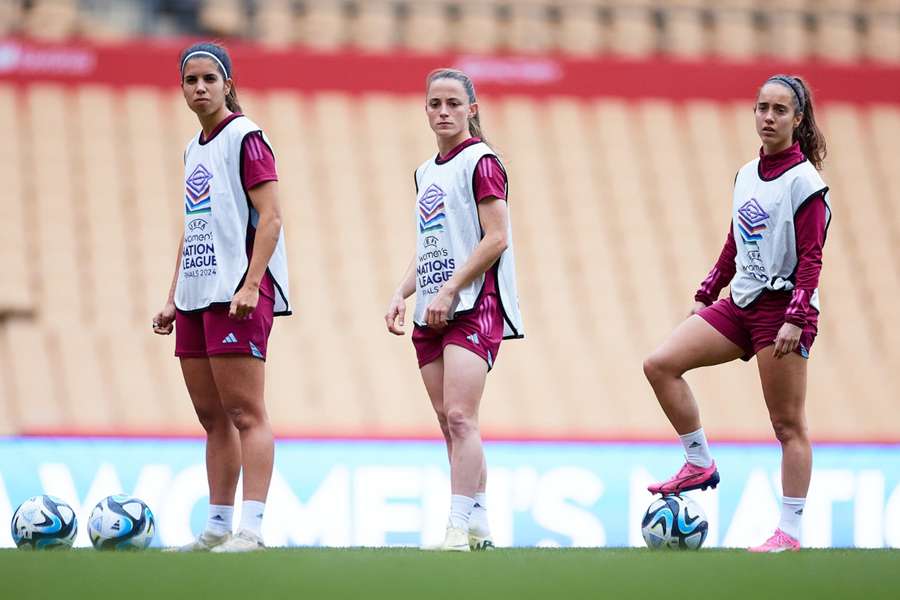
[784,194,827,327]
[694,225,738,306]
[473,156,507,203]
[241,132,278,191]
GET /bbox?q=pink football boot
[647,460,720,495]
[748,529,801,553]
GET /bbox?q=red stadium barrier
[2,37,900,102]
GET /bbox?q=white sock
[206,504,233,536]
[449,494,476,530]
[470,492,490,535]
[778,496,805,540]
[239,500,266,537]
[679,427,713,468]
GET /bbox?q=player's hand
[688,301,707,317]
[773,322,802,359]
[385,292,407,336]
[425,288,455,330]
[152,302,176,335]
[230,285,259,320]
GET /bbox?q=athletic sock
[449,495,476,530]
[470,492,491,536]
[240,500,266,537]
[778,496,805,540]
[679,427,713,468]
[206,504,233,537]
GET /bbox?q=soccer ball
[11,495,78,550]
[88,494,156,550]
[641,494,708,550]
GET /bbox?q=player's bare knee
[643,353,674,384]
[445,408,476,440]
[195,407,228,434]
[225,405,261,431]
[771,417,807,445]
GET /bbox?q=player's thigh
[208,355,266,415]
[756,348,808,425]
[420,357,445,416]
[441,344,488,418]
[647,315,745,375]
[179,357,225,417]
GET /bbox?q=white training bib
[730,158,831,310]
[413,142,524,339]
[175,116,291,315]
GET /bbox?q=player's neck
[198,107,233,139]
[436,132,471,159]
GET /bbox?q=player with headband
[643,74,830,552]
[153,41,291,553]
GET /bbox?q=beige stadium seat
[401,0,450,53]
[299,0,347,50]
[27,86,85,328]
[0,0,24,35]
[253,0,297,48]
[863,0,900,63]
[711,0,759,59]
[4,321,64,432]
[456,0,500,54]
[198,0,245,38]
[761,0,810,60]
[814,0,861,63]
[22,0,79,41]
[74,87,134,325]
[0,86,32,315]
[608,0,657,57]
[555,0,607,55]
[505,1,553,54]
[591,100,678,351]
[664,0,708,59]
[352,0,397,52]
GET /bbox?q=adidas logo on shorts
[466,333,480,346]
[222,333,238,344]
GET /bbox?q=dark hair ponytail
[791,76,825,170]
[179,41,242,113]
[763,74,826,170]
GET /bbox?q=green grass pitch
[2,548,898,599]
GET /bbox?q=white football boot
[210,529,265,553]
[436,526,471,552]
[468,525,495,551]
[164,531,231,552]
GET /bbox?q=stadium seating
[2,1,898,63]
[0,79,898,441]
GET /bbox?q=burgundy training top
[199,113,278,191]
[199,113,279,299]
[695,142,827,327]
[432,137,508,295]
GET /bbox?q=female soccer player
[643,74,830,552]
[384,69,524,551]
[152,42,291,553]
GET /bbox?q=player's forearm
[442,230,508,297]
[167,235,184,303]
[395,254,416,299]
[244,212,282,290]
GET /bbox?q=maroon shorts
[412,293,504,370]
[698,293,818,361]
[175,292,274,360]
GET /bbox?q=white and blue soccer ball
[88,494,156,550]
[11,495,78,550]
[641,494,708,550]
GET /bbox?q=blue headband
[767,75,806,111]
